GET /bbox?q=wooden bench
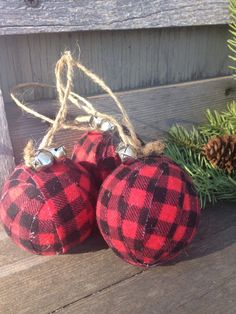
[0,1,235,313]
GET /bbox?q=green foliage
[228,0,236,75]
[165,1,236,208]
[200,102,236,137]
[165,103,236,208]
[167,125,207,152]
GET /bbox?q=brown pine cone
[203,134,236,173]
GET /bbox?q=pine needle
[165,1,236,208]
[165,104,236,208]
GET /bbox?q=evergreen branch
[167,125,205,152]
[165,140,236,208]
[165,2,236,208]
[165,102,236,208]
[228,0,236,72]
[199,102,236,136]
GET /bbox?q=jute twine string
[10,83,87,131]
[55,52,139,149]
[11,83,92,166]
[10,55,82,166]
[24,56,73,164]
[11,83,56,126]
[56,51,165,157]
[10,51,164,166]
[38,51,73,149]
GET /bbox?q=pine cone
[203,135,236,173]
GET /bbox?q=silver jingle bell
[116,143,137,162]
[89,115,115,132]
[31,146,66,171]
[31,150,54,171]
[49,146,67,160]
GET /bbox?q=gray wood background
[0,25,231,103]
[1,201,235,313]
[5,76,236,164]
[0,88,15,189]
[0,0,229,35]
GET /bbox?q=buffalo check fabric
[96,155,201,267]
[72,131,121,187]
[0,159,97,255]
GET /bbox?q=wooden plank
[0,230,143,314]
[0,88,15,189]
[177,278,236,314]
[0,0,229,36]
[91,76,236,127]
[4,76,236,164]
[0,26,231,103]
[54,226,236,314]
[1,201,234,313]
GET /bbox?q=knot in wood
[24,0,39,8]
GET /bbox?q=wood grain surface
[58,202,236,314]
[5,76,236,164]
[0,26,230,103]
[0,201,235,313]
[62,224,236,314]
[0,0,229,35]
[0,88,15,188]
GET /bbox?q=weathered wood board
[5,76,236,164]
[0,88,15,188]
[0,200,235,313]
[62,226,236,314]
[0,26,231,103]
[0,0,229,35]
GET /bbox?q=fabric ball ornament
[97,155,201,267]
[0,159,97,255]
[72,130,122,186]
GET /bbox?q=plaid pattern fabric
[97,155,201,267]
[0,159,97,255]
[72,131,121,186]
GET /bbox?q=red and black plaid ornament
[0,158,97,255]
[72,130,122,187]
[97,155,201,267]
[72,116,142,187]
